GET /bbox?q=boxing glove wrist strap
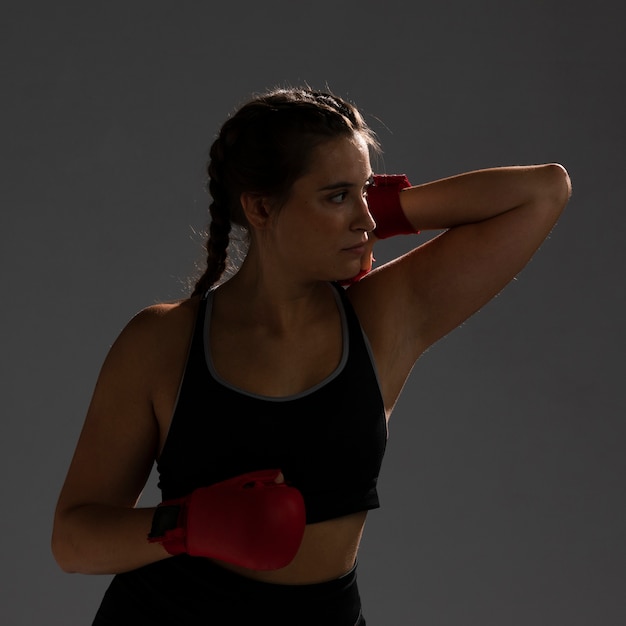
[369,174,417,239]
[148,500,187,555]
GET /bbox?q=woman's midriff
[211,510,368,585]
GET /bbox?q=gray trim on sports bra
[203,286,350,402]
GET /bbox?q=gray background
[2,1,624,624]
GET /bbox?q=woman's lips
[343,243,366,255]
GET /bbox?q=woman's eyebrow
[317,174,374,192]
[317,181,356,191]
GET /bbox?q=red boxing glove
[368,174,417,239]
[148,469,306,571]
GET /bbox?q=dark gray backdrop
[2,2,624,624]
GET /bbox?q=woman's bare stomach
[212,511,368,585]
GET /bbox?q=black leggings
[93,555,366,625]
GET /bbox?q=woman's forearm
[399,164,571,231]
[52,503,170,575]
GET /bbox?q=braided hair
[190,87,379,296]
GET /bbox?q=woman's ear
[240,192,273,229]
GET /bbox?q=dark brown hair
[191,87,380,296]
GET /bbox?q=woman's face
[267,133,375,283]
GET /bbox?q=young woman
[52,87,571,625]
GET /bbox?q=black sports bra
[156,282,387,524]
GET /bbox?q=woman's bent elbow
[51,528,78,574]
[546,163,572,208]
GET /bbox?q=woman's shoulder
[128,296,199,329]
[109,296,201,364]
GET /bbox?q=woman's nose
[357,195,376,232]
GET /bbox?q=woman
[52,87,571,625]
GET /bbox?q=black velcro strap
[148,504,182,539]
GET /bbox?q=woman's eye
[330,192,348,203]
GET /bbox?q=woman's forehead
[304,135,372,185]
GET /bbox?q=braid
[190,203,231,297]
[191,137,234,296]
[190,86,379,297]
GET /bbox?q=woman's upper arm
[55,307,166,516]
[351,164,571,408]
[403,165,570,347]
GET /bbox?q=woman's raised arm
[352,164,571,412]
